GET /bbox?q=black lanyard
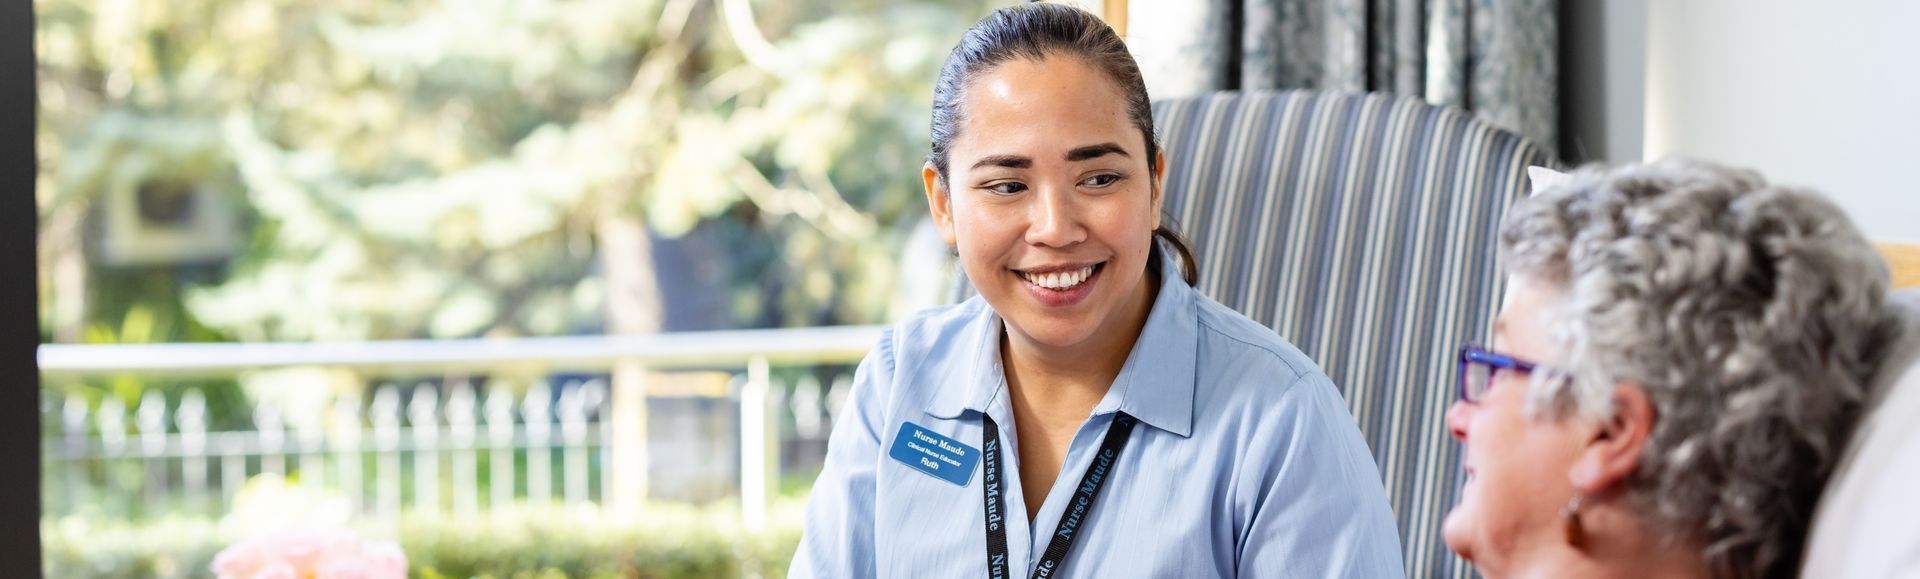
[981,412,1138,579]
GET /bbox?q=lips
[1015,263,1099,290]
[1012,262,1106,307]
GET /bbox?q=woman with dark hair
[792,4,1403,577]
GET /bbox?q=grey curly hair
[1498,158,1899,579]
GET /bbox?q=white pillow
[1526,166,1570,196]
[1800,289,1920,577]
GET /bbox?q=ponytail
[1152,225,1198,286]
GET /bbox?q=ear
[1151,149,1168,230]
[923,163,957,245]
[1568,382,1656,494]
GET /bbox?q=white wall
[1645,0,1920,243]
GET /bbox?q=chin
[1441,505,1482,564]
[1445,507,1529,579]
[1004,314,1100,349]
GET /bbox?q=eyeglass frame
[1456,344,1554,404]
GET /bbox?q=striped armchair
[1153,90,1551,577]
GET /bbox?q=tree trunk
[597,213,663,513]
[41,204,87,343]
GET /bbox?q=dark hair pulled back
[928,2,1197,285]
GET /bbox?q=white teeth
[1023,265,1096,290]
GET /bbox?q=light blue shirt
[792,253,1406,578]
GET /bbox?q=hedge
[43,500,804,579]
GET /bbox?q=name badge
[888,421,980,487]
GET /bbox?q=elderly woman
[1442,159,1901,579]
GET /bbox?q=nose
[1024,184,1087,248]
[1446,400,1473,443]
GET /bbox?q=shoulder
[1186,293,1355,447]
[883,296,993,367]
[1180,294,1391,536]
[848,297,993,404]
[1190,293,1321,393]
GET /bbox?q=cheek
[949,202,1017,251]
[1447,401,1573,566]
[1088,196,1157,251]
[1480,423,1579,526]
[1465,411,1539,497]
[1477,412,1550,479]
[948,205,1024,288]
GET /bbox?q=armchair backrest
[1153,90,1551,577]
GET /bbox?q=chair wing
[1153,90,1552,578]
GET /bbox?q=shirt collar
[927,247,1199,438]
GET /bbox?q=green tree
[37,0,993,345]
[36,0,996,513]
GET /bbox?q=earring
[1562,493,1586,548]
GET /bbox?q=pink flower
[359,541,409,578]
[247,561,298,579]
[213,529,407,579]
[273,529,358,570]
[314,541,406,579]
[211,538,271,577]
[316,558,372,579]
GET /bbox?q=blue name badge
[888,421,981,487]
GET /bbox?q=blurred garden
[34,0,999,575]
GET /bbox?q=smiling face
[923,55,1162,352]
[1441,275,1587,576]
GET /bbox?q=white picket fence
[38,326,884,526]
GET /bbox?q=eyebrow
[970,155,1031,170]
[1065,142,1129,162]
[967,143,1132,171]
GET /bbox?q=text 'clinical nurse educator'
[789,5,1403,578]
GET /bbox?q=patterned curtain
[1126,0,1558,156]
